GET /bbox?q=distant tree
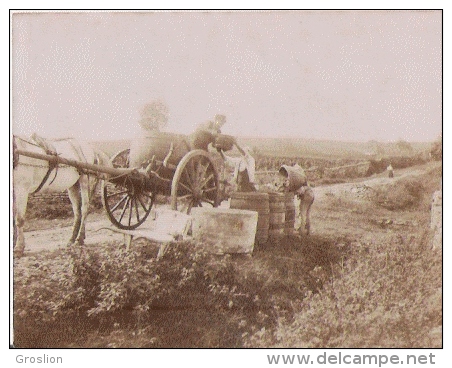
[138,100,169,131]
[430,135,442,161]
[396,139,414,155]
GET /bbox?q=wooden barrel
[230,192,269,244]
[284,193,296,235]
[268,193,285,238]
[129,131,191,168]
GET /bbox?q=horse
[12,134,110,257]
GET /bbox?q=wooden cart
[16,131,225,231]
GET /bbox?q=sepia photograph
[10,8,442,356]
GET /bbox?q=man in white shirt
[387,163,394,178]
[220,143,257,192]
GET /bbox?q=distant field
[91,139,131,157]
[91,136,432,159]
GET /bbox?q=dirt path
[22,216,124,254]
[314,165,428,200]
[19,162,439,256]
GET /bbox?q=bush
[14,234,354,347]
[367,155,428,176]
[373,178,425,211]
[430,135,442,161]
[14,242,280,324]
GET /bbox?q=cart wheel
[171,150,220,214]
[102,148,154,230]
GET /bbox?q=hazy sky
[11,10,442,142]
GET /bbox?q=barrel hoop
[231,200,269,207]
[270,210,285,215]
[269,224,285,230]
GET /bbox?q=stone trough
[191,207,258,254]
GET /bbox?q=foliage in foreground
[15,242,250,316]
[14,227,441,348]
[261,232,441,348]
[14,241,304,347]
[14,235,350,347]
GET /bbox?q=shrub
[373,177,425,211]
[49,242,241,318]
[430,135,442,161]
[14,242,279,325]
[14,234,354,347]
[366,155,428,176]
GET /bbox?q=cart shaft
[16,149,135,178]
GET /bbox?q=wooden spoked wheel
[171,150,220,214]
[102,148,154,230]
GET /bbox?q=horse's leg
[67,182,82,246]
[75,175,91,245]
[13,187,29,257]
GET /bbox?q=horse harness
[29,134,61,194]
[13,136,59,194]
[14,135,97,195]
